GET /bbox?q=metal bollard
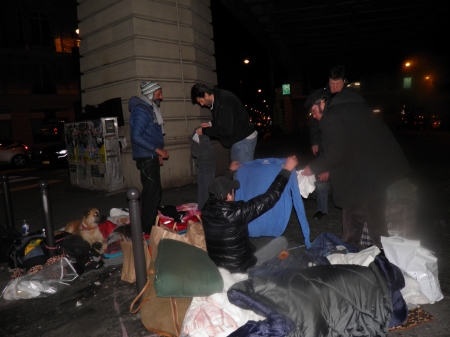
[127,187,147,294]
[1,175,15,229]
[39,180,56,257]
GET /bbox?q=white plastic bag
[2,257,78,301]
[381,236,443,302]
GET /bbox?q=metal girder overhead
[219,0,450,85]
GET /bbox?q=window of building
[30,12,52,47]
[32,64,56,94]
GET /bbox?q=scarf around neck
[141,95,165,135]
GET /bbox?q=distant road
[0,165,67,193]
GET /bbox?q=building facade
[77,0,228,190]
[0,0,81,146]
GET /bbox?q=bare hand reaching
[284,156,298,171]
[318,172,329,181]
[229,161,241,172]
[301,165,313,176]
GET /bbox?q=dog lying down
[64,208,106,254]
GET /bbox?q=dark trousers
[197,168,215,210]
[136,157,161,233]
[341,190,388,248]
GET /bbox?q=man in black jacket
[191,83,257,163]
[302,89,410,248]
[201,156,298,273]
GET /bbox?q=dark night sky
[210,1,450,117]
[210,1,288,112]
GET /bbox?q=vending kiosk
[64,117,124,192]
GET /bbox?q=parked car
[40,142,68,167]
[0,139,32,168]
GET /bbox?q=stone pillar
[77,0,221,189]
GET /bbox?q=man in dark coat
[308,65,348,220]
[190,83,257,163]
[201,156,298,273]
[301,88,410,248]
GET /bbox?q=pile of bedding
[181,233,416,337]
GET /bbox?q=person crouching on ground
[201,156,298,273]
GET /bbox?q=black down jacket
[201,169,290,273]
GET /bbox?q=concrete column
[77,0,225,189]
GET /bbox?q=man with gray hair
[129,81,169,233]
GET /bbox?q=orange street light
[244,59,250,64]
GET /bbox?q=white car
[0,139,32,167]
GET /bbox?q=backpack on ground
[7,232,48,271]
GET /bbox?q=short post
[127,187,147,294]
[1,175,14,229]
[39,180,56,257]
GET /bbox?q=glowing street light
[405,62,411,67]
[244,59,250,64]
[257,89,262,93]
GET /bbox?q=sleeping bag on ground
[228,262,392,337]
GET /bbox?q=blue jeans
[231,134,257,163]
[315,180,328,213]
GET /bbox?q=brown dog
[65,208,106,254]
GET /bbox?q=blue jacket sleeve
[130,106,157,153]
[289,173,311,248]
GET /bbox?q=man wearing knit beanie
[129,81,169,233]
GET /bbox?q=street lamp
[244,59,250,65]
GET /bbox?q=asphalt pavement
[0,130,449,336]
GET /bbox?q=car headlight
[56,149,68,158]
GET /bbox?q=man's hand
[158,155,164,166]
[156,149,169,159]
[229,161,241,172]
[200,122,211,128]
[195,127,203,135]
[311,145,319,156]
[318,172,329,181]
[301,165,313,176]
[284,156,298,171]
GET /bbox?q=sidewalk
[1,178,447,336]
[0,131,448,336]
